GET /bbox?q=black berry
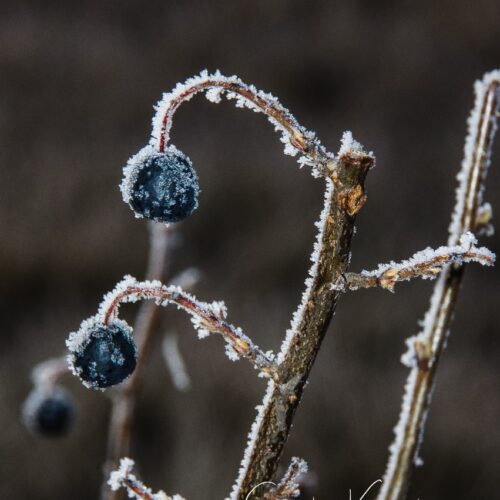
[123,146,199,223]
[67,318,137,389]
[23,388,74,437]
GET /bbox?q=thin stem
[340,232,494,292]
[152,71,335,176]
[378,71,500,500]
[99,277,278,380]
[108,458,183,500]
[232,140,374,499]
[102,224,175,500]
[264,457,308,499]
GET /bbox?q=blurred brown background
[1,1,499,499]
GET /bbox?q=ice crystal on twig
[150,70,336,177]
[269,457,308,499]
[97,276,278,379]
[338,232,495,292]
[108,458,185,500]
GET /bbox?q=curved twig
[98,276,278,380]
[151,70,336,176]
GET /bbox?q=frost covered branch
[99,276,278,380]
[339,232,494,292]
[108,458,185,500]
[378,70,500,500]
[233,137,374,499]
[152,70,336,176]
[265,457,308,499]
[104,224,176,500]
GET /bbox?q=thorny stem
[154,72,335,176]
[340,236,494,292]
[378,73,500,500]
[100,279,278,381]
[103,224,175,500]
[235,146,374,499]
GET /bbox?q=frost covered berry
[67,317,137,389]
[121,145,199,223]
[22,388,74,437]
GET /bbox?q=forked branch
[109,458,185,500]
[377,70,500,500]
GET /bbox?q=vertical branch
[378,71,500,500]
[102,224,176,500]
[232,138,374,499]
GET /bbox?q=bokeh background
[1,1,499,499]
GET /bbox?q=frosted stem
[103,224,176,500]
[378,70,500,500]
[99,277,278,380]
[152,71,336,176]
[340,232,494,292]
[266,457,308,499]
[231,140,374,499]
[108,458,184,500]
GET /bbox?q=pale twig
[162,334,191,392]
[108,458,184,500]
[378,71,500,500]
[232,137,374,499]
[338,232,494,292]
[98,276,278,380]
[103,224,176,500]
[31,356,69,388]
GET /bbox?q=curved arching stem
[99,276,278,380]
[151,71,335,176]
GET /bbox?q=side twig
[339,231,494,292]
[377,70,500,500]
[108,458,185,500]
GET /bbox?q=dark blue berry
[127,147,199,223]
[23,388,74,437]
[68,319,137,389]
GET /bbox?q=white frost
[227,380,275,500]
[149,70,335,176]
[448,70,500,243]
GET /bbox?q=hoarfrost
[277,177,334,364]
[108,458,182,500]
[228,380,275,500]
[149,70,335,176]
[357,231,494,285]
